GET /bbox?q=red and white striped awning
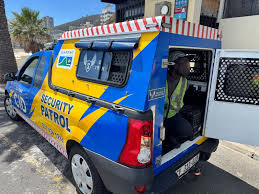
[60,16,222,41]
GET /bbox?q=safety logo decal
[57,49,75,69]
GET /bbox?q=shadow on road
[170,161,259,194]
[0,90,259,193]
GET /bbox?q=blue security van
[5,16,259,194]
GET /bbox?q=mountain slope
[54,14,101,31]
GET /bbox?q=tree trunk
[0,0,17,83]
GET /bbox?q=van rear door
[204,49,259,146]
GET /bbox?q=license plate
[175,153,200,177]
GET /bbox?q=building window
[223,0,259,18]
[115,0,145,22]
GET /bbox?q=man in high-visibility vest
[164,51,193,149]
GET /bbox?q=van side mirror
[4,72,16,81]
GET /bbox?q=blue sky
[5,0,115,26]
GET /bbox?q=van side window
[19,57,39,85]
[77,50,131,86]
[33,55,47,87]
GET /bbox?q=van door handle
[85,97,96,104]
[110,104,125,113]
[67,92,75,97]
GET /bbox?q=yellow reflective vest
[164,76,187,119]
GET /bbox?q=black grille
[109,72,125,84]
[108,51,130,84]
[187,68,208,82]
[215,57,259,105]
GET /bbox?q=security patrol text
[40,94,74,133]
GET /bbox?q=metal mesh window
[215,58,259,105]
[186,51,211,82]
[108,51,131,85]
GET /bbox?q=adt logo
[13,93,26,114]
[57,49,75,69]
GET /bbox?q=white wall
[220,15,259,49]
[187,0,202,23]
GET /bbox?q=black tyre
[4,96,20,121]
[69,145,107,194]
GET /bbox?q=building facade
[219,0,259,49]
[82,21,94,28]
[100,5,114,25]
[102,0,219,27]
[101,0,259,49]
[42,16,54,29]
[102,0,145,22]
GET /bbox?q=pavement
[1,83,259,193]
[221,141,259,162]
[13,48,31,69]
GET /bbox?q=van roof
[59,16,222,41]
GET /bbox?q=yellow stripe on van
[195,136,208,145]
[76,94,132,141]
[9,90,14,97]
[133,31,159,59]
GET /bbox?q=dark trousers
[164,113,193,144]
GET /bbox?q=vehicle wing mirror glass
[4,72,16,81]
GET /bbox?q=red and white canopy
[60,16,222,41]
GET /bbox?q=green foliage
[10,7,50,53]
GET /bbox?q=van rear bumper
[149,138,219,193]
[84,138,219,194]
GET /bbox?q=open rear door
[205,49,259,146]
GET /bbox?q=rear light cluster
[118,119,153,168]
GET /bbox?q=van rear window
[76,50,131,86]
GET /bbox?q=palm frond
[11,7,52,53]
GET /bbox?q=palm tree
[10,7,50,53]
[0,0,17,82]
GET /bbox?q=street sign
[174,0,188,19]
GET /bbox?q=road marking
[0,132,75,192]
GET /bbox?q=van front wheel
[4,96,20,121]
[69,145,107,194]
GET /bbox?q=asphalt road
[0,90,259,194]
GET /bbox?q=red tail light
[118,119,153,168]
[135,185,146,193]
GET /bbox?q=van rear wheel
[69,145,107,194]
